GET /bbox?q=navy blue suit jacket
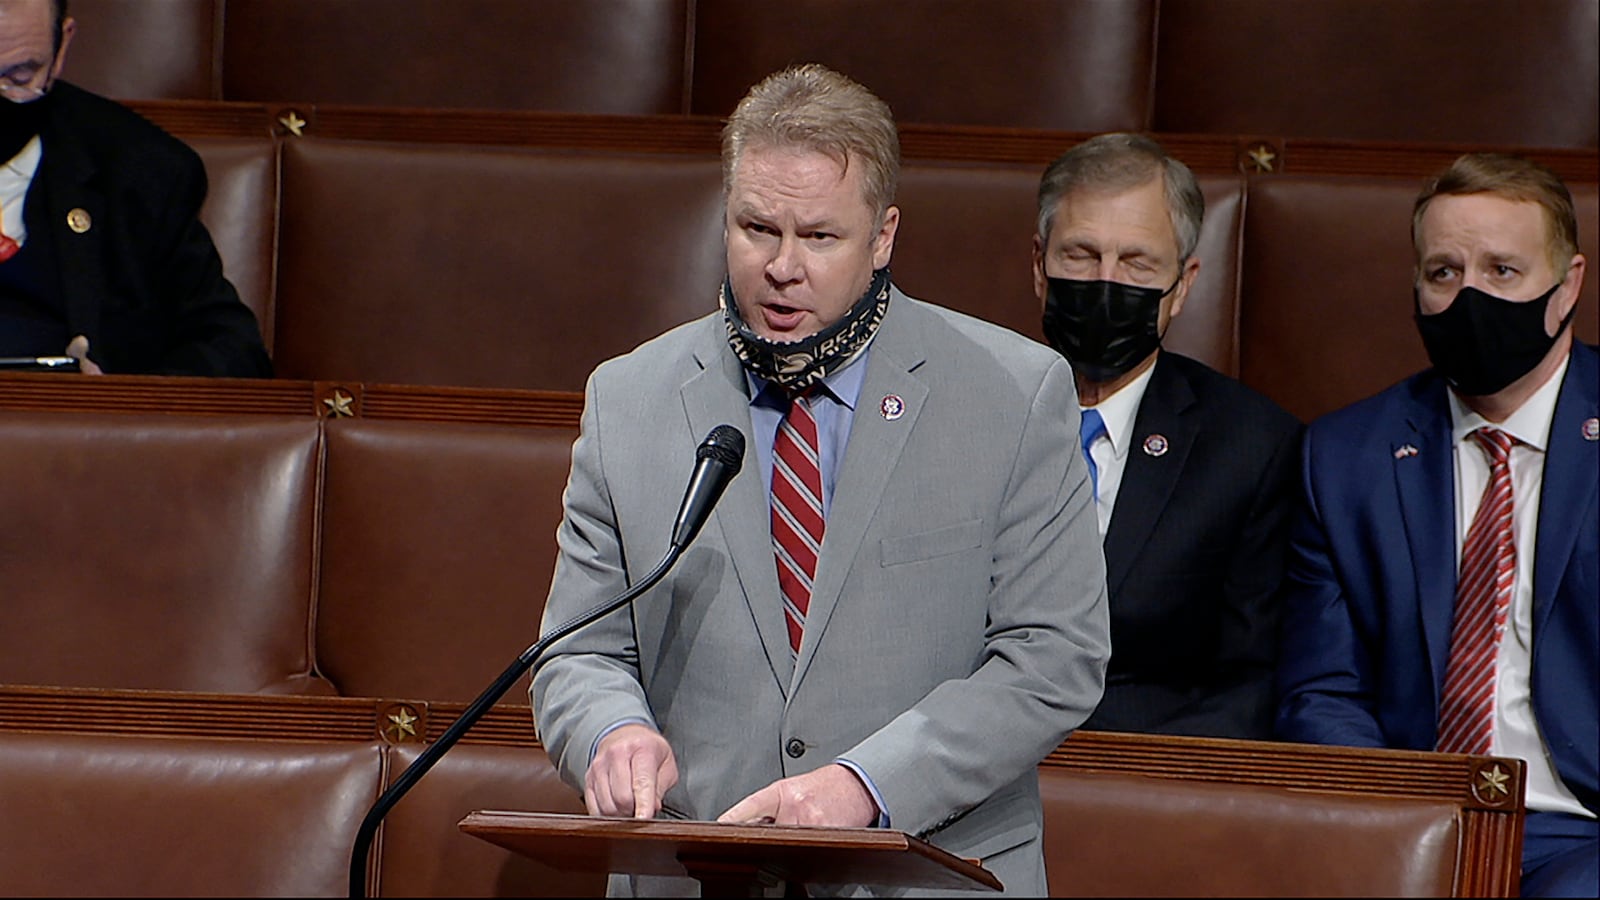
[1276,342,1599,817]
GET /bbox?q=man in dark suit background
[1032,133,1302,740]
[0,0,270,376]
[1276,152,1597,898]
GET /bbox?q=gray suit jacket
[531,288,1110,896]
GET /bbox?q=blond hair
[721,63,900,221]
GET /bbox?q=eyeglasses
[0,67,52,104]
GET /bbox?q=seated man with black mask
[1033,133,1302,739]
[0,0,270,376]
[1276,152,1596,899]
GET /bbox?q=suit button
[785,738,806,758]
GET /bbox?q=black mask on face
[1414,282,1575,397]
[0,93,49,164]
[1042,276,1178,383]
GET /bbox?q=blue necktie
[1080,408,1106,501]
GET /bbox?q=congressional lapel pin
[1583,417,1599,441]
[66,208,92,234]
[1142,434,1169,457]
[880,394,905,421]
[1394,444,1420,459]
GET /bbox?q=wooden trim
[124,100,1600,182]
[1048,728,1522,810]
[0,683,538,749]
[0,373,586,428]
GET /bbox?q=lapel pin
[1394,444,1419,459]
[66,208,91,234]
[1142,434,1169,457]
[880,394,905,421]
[1583,418,1599,442]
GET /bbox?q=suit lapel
[791,294,928,691]
[1532,345,1599,637]
[680,328,796,693]
[1393,380,1457,696]
[1102,355,1198,593]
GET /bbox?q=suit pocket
[879,519,986,567]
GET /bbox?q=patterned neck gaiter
[722,267,892,392]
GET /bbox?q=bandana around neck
[721,268,892,391]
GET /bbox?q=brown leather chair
[1041,768,1463,896]
[220,0,691,115]
[270,138,726,390]
[893,162,1244,376]
[0,730,378,896]
[192,135,280,352]
[61,0,220,100]
[381,743,604,897]
[0,685,602,898]
[0,411,328,695]
[1153,0,1600,148]
[1039,728,1525,897]
[1238,175,1600,422]
[0,685,1524,897]
[689,0,1156,131]
[314,417,579,703]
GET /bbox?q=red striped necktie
[1436,426,1517,755]
[771,389,824,658]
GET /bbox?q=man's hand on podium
[717,762,876,827]
[586,723,679,819]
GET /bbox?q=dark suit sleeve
[1274,426,1389,747]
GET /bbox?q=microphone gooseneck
[348,425,746,897]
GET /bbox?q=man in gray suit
[532,63,1109,896]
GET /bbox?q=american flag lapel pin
[1393,444,1419,460]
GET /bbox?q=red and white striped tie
[771,390,824,658]
[1436,427,1517,755]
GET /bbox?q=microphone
[671,424,746,550]
[348,425,746,897]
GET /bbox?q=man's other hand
[65,335,103,375]
[717,763,876,827]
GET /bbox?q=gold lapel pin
[66,208,91,234]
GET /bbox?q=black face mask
[1414,283,1574,397]
[0,93,49,164]
[1042,276,1178,383]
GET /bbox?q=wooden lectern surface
[459,810,1003,893]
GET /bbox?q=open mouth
[760,303,808,333]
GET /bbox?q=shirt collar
[746,341,872,412]
[1079,355,1159,460]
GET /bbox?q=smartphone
[0,355,81,371]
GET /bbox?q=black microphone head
[698,424,745,475]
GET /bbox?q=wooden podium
[459,810,1003,896]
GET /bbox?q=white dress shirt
[1448,354,1590,819]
